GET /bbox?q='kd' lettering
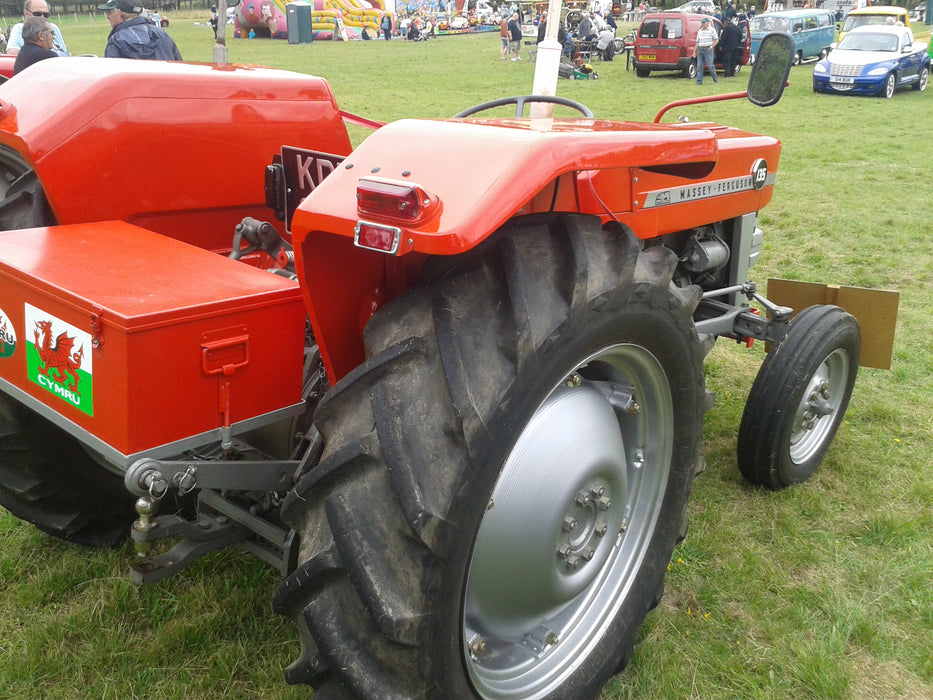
[295,154,337,193]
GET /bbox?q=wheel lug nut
[575,490,591,506]
[562,516,577,532]
[566,554,581,570]
[583,548,595,561]
[597,496,611,511]
[595,522,608,537]
[557,544,571,559]
[470,635,487,657]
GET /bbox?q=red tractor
[0,35,886,699]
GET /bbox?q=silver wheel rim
[788,347,849,464]
[885,74,895,97]
[462,343,673,699]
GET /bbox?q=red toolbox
[0,222,306,465]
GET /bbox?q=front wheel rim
[885,74,895,97]
[462,342,673,699]
[788,348,850,464]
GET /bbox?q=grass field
[1,15,931,700]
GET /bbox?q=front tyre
[737,305,860,490]
[274,215,707,699]
[882,72,896,98]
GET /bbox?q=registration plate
[641,54,656,60]
[280,146,345,230]
[830,76,855,85]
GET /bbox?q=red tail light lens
[356,178,435,222]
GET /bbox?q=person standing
[692,16,718,84]
[576,13,594,40]
[7,0,69,57]
[719,19,741,77]
[507,12,522,61]
[99,0,182,60]
[12,16,57,74]
[381,12,392,40]
[499,14,509,59]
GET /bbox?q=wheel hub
[790,349,849,463]
[462,343,673,699]
[556,483,614,573]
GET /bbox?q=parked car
[812,25,930,97]
[633,12,750,79]
[839,5,910,41]
[673,0,714,13]
[749,9,835,64]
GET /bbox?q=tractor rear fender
[291,118,782,381]
[0,58,352,250]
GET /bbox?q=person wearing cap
[7,0,70,57]
[99,0,182,61]
[692,16,719,85]
[12,16,58,75]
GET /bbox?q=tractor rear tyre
[737,305,860,490]
[0,395,135,546]
[0,146,55,231]
[273,214,708,699]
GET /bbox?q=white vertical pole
[530,0,566,122]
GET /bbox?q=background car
[748,9,835,64]
[633,12,750,78]
[812,25,930,97]
[839,4,931,45]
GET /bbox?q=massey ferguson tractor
[0,33,891,699]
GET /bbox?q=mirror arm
[653,91,749,123]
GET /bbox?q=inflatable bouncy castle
[232,0,390,40]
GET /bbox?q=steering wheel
[453,95,594,119]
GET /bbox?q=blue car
[813,25,930,97]
[749,9,836,65]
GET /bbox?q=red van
[633,12,750,79]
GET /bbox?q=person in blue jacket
[98,0,182,60]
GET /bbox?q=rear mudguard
[291,116,782,380]
[0,58,352,251]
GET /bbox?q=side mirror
[747,32,794,107]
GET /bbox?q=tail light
[356,177,439,223]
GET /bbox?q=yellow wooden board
[766,279,899,370]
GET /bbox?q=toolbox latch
[201,329,250,376]
[201,327,250,449]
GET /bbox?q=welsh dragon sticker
[25,303,94,416]
[0,306,16,359]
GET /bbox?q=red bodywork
[0,222,305,461]
[0,55,14,81]
[0,58,352,250]
[291,117,781,380]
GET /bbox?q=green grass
[2,15,932,700]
